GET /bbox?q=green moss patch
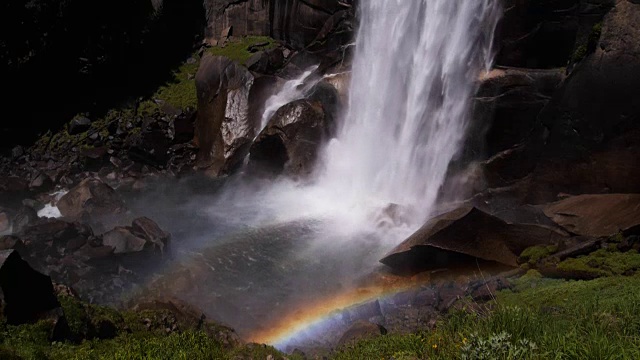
[556,249,640,279]
[519,245,558,265]
[208,36,276,65]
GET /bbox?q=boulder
[195,54,256,176]
[102,227,147,254]
[0,250,61,324]
[131,217,171,254]
[543,194,640,237]
[102,217,170,255]
[337,320,386,347]
[246,48,286,75]
[249,99,330,176]
[381,206,568,272]
[68,116,91,135]
[57,178,126,219]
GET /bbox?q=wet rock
[381,206,568,272]
[249,99,330,177]
[195,54,256,176]
[57,178,126,219]
[337,320,386,347]
[543,194,640,237]
[0,250,61,324]
[102,227,147,254]
[103,217,170,256]
[131,217,171,254]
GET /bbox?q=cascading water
[314,0,502,232]
[259,66,321,131]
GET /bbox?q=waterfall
[218,0,501,243]
[313,0,501,231]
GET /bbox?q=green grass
[207,36,276,65]
[146,55,201,111]
[336,275,640,359]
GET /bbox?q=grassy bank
[335,273,640,359]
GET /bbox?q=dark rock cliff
[204,0,354,49]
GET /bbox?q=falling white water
[259,66,321,131]
[311,0,502,232]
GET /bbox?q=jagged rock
[543,194,640,237]
[246,48,286,74]
[103,217,170,256]
[337,320,387,347]
[249,99,330,176]
[102,227,147,254]
[381,206,568,272]
[131,217,171,254]
[195,54,256,176]
[68,116,92,135]
[0,250,61,324]
[57,178,126,219]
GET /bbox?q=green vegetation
[0,296,301,360]
[570,21,604,64]
[518,245,558,266]
[207,36,276,65]
[556,248,640,279]
[336,274,640,359]
[140,53,201,113]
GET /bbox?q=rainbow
[247,279,423,350]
